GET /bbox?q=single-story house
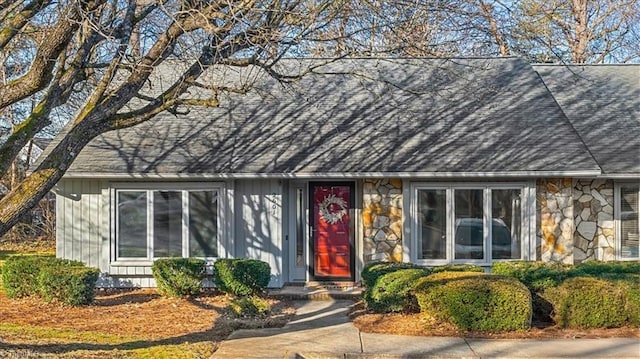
[48,57,639,287]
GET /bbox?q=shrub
[151,258,206,297]
[432,264,484,274]
[2,256,83,298]
[229,295,271,317]
[543,277,629,328]
[360,261,425,289]
[213,259,271,296]
[363,267,431,313]
[569,261,640,277]
[415,271,532,332]
[492,261,569,292]
[38,266,100,305]
[621,275,640,326]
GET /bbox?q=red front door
[311,183,353,279]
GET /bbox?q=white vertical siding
[55,179,107,271]
[234,179,283,287]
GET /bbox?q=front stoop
[268,282,362,300]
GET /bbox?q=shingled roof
[59,57,613,178]
[534,64,640,177]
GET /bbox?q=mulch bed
[0,288,295,342]
[349,302,640,339]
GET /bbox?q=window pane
[491,189,521,259]
[189,191,218,257]
[620,187,639,259]
[117,191,148,258]
[455,189,484,260]
[295,188,304,266]
[153,191,183,257]
[417,189,446,260]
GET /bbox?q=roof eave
[60,170,603,180]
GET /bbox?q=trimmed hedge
[38,266,100,305]
[213,259,271,296]
[621,274,640,326]
[569,261,640,277]
[2,256,83,298]
[543,277,630,328]
[432,264,484,274]
[151,258,206,297]
[363,267,432,313]
[229,295,271,317]
[360,261,423,289]
[415,271,532,332]
[491,261,569,292]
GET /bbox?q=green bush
[229,295,271,317]
[432,264,484,273]
[213,259,271,296]
[492,261,569,292]
[543,277,630,328]
[415,271,532,332]
[363,267,431,313]
[38,266,100,305]
[621,275,640,326]
[569,261,640,277]
[2,256,83,298]
[151,258,206,297]
[360,261,425,288]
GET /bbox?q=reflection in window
[189,191,218,257]
[118,191,147,258]
[295,188,304,266]
[153,191,183,257]
[418,189,446,260]
[491,189,521,259]
[454,189,484,260]
[116,188,220,260]
[620,186,639,259]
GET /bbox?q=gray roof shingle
[534,64,640,176]
[62,57,604,178]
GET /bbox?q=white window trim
[111,182,226,266]
[614,181,640,261]
[410,182,534,266]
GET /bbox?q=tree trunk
[570,0,589,63]
[0,120,99,236]
[479,0,510,56]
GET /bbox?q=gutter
[60,170,603,180]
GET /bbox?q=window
[413,183,530,264]
[617,184,639,259]
[115,186,221,261]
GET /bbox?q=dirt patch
[0,289,295,343]
[350,302,640,339]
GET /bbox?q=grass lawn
[0,240,294,358]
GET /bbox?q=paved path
[213,300,640,358]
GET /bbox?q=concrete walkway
[213,300,640,358]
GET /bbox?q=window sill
[111,260,153,267]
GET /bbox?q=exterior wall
[234,179,283,287]
[55,179,107,270]
[362,178,403,262]
[573,179,615,262]
[536,178,574,264]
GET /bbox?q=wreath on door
[318,194,348,224]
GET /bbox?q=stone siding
[363,179,403,262]
[537,178,574,264]
[573,179,615,262]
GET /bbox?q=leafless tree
[513,0,640,63]
[0,0,355,236]
[0,0,638,237]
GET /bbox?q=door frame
[287,181,309,283]
[308,181,356,281]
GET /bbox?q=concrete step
[268,284,363,300]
